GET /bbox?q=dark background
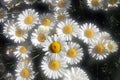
[0,0,120,80]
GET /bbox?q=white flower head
[87,0,103,10]
[108,0,120,7]
[0,8,7,23]
[42,34,66,58]
[78,23,99,44]
[89,40,109,60]
[15,62,35,80]
[56,19,80,41]
[8,23,28,43]
[17,9,39,30]
[41,56,68,79]
[31,26,49,48]
[64,42,83,65]
[63,67,89,80]
[105,40,118,53]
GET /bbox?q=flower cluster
[87,0,120,11]
[0,0,119,80]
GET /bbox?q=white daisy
[14,43,32,59]
[1,0,14,10]
[31,26,48,48]
[63,67,89,80]
[17,9,39,30]
[41,0,53,4]
[42,34,66,58]
[6,45,15,56]
[56,19,80,41]
[105,40,118,53]
[15,62,34,80]
[53,0,71,11]
[89,40,109,60]
[78,23,99,44]
[87,0,103,10]
[24,0,37,5]
[54,10,69,22]
[0,8,7,23]
[39,13,55,32]
[41,56,68,79]
[98,31,111,41]
[64,42,83,65]
[108,0,120,7]
[3,20,14,38]
[8,23,28,43]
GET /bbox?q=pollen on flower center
[20,46,27,53]
[15,29,24,37]
[91,0,99,6]
[109,0,117,5]
[37,33,46,42]
[49,60,60,70]
[84,29,94,38]
[24,15,34,25]
[49,41,61,53]
[107,43,113,50]
[42,18,51,26]
[58,0,65,8]
[57,14,65,20]
[63,25,73,34]
[20,68,30,78]
[67,48,77,58]
[94,44,105,54]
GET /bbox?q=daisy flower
[8,23,28,43]
[53,0,71,11]
[63,67,89,80]
[15,62,34,80]
[42,34,66,58]
[17,9,39,30]
[1,0,14,10]
[3,20,14,38]
[87,0,103,10]
[98,31,111,41]
[108,0,120,7]
[39,13,55,32]
[56,19,80,41]
[14,43,32,59]
[41,0,53,4]
[0,8,7,23]
[31,26,48,48]
[78,23,99,44]
[64,42,83,65]
[105,40,118,53]
[6,45,15,56]
[54,10,69,22]
[24,0,37,5]
[41,56,68,79]
[89,40,109,60]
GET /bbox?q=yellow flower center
[42,18,51,26]
[67,48,77,58]
[109,0,117,5]
[20,68,30,78]
[20,46,27,53]
[0,12,4,18]
[107,43,113,50]
[63,25,73,34]
[91,0,99,6]
[84,29,94,38]
[57,13,65,20]
[15,29,24,37]
[94,44,105,54]
[49,41,61,53]
[37,33,46,42]
[49,60,60,70]
[58,0,65,8]
[24,15,34,25]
